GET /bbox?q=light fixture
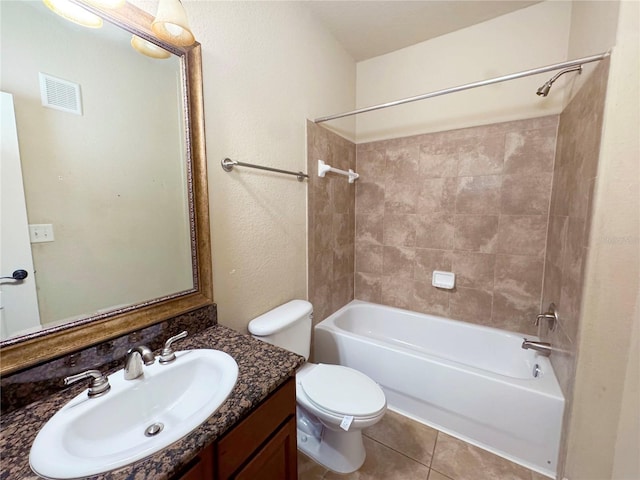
[42,0,103,28]
[86,0,126,7]
[131,35,171,59]
[151,0,195,47]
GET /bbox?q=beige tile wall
[541,59,609,391]
[354,116,559,335]
[307,121,356,327]
[541,60,609,477]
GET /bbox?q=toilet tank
[248,300,313,360]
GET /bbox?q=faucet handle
[534,303,558,330]
[159,331,188,364]
[64,369,111,398]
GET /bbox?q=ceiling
[307,1,542,61]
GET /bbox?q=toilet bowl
[295,363,386,472]
[247,300,387,473]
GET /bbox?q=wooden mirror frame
[0,1,212,375]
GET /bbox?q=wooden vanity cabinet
[174,377,297,480]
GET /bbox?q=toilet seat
[299,364,386,418]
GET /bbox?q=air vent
[39,73,82,115]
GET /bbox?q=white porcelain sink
[29,349,238,479]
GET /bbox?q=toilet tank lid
[248,300,313,336]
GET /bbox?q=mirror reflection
[0,1,193,341]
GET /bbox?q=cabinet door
[217,378,296,478]
[234,418,297,480]
[174,444,214,480]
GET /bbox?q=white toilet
[248,300,386,473]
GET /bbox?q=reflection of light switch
[29,224,55,243]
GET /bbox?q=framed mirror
[0,1,212,375]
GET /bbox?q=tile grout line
[364,433,434,469]
[431,430,440,470]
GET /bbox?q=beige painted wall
[563,0,640,477]
[1,2,191,326]
[182,1,356,332]
[355,1,571,143]
[564,0,619,105]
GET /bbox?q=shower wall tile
[381,275,415,310]
[414,281,450,317]
[500,172,553,215]
[450,251,495,290]
[457,135,505,176]
[357,183,385,215]
[414,249,452,281]
[503,127,557,174]
[541,56,609,381]
[356,244,384,275]
[449,287,493,324]
[545,215,568,268]
[538,59,608,480]
[355,116,559,335]
[416,213,455,249]
[496,215,548,257]
[383,214,418,247]
[307,121,356,326]
[493,254,544,327]
[383,246,415,279]
[453,215,499,253]
[455,175,502,214]
[355,272,382,303]
[417,177,457,213]
[357,149,386,181]
[356,213,384,246]
[419,143,458,178]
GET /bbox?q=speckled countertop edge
[0,324,305,480]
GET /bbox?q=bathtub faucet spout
[521,339,552,357]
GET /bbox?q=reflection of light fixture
[87,0,126,7]
[42,0,103,28]
[131,35,171,59]
[151,0,195,47]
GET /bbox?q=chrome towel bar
[221,158,308,182]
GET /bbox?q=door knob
[1,269,28,281]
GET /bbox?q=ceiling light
[131,35,171,59]
[42,0,103,28]
[151,0,195,47]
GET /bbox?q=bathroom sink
[29,349,238,479]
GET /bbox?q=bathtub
[314,300,564,478]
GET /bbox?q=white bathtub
[314,300,564,478]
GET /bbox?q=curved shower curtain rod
[314,51,610,124]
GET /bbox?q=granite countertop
[0,324,305,480]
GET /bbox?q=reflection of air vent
[39,73,82,115]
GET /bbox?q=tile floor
[298,410,549,480]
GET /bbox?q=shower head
[536,65,583,97]
[536,82,552,97]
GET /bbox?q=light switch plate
[29,224,55,243]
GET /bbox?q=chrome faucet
[124,345,155,380]
[522,339,553,357]
[64,369,111,398]
[158,331,188,364]
[535,303,558,331]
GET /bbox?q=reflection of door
[0,91,41,339]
